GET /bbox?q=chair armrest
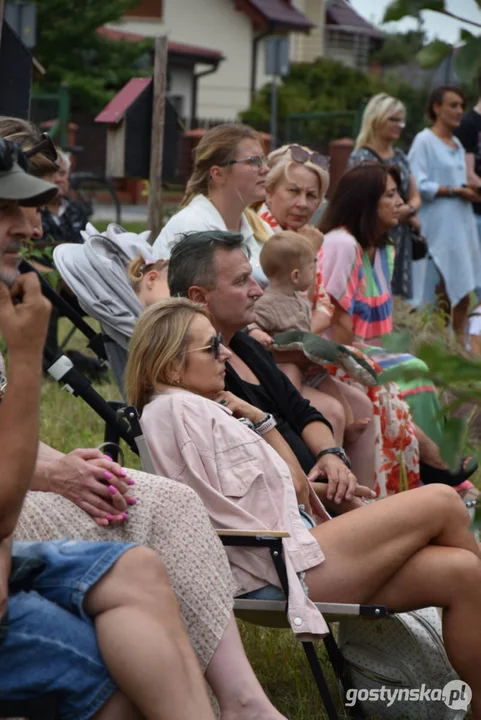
[216,529,290,538]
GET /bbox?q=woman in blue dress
[408,85,481,341]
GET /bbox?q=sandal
[420,456,478,488]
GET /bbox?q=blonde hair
[125,298,209,413]
[0,116,58,178]
[260,230,313,281]
[128,254,169,294]
[355,93,406,149]
[181,123,261,208]
[244,207,272,244]
[265,144,330,198]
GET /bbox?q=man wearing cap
[0,137,221,720]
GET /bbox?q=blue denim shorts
[238,509,314,601]
[1,538,136,720]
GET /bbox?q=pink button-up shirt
[141,387,331,637]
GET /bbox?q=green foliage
[384,0,481,83]
[383,0,445,23]
[371,29,426,66]
[35,0,154,112]
[417,39,452,68]
[241,57,428,149]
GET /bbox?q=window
[124,0,163,19]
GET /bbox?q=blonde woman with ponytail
[153,123,272,287]
[348,93,422,300]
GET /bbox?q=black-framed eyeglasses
[186,332,224,360]
[0,138,30,173]
[284,144,329,170]
[222,155,269,170]
[24,132,58,162]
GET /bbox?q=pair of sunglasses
[284,144,329,170]
[186,332,224,360]
[0,138,30,173]
[24,132,58,163]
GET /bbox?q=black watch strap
[315,447,351,469]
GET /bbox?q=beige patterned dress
[14,470,235,671]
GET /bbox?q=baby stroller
[53,222,151,397]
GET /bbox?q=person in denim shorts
[0,140,219,720]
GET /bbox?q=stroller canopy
[54,223,151,351]
[54,223,154,395]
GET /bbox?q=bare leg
[92,692,144,720]
[84,547,215,720]
[276,362,304,392]
[319,376,375,488]
[301,384,345,445]
[304,485,481,717]
[205,615,287,720]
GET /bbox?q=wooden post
[148,35,168,241]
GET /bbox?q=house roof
[326,0,384,39]
[98,27,224,63]
[236,0,313,32]
[95,77,152,124]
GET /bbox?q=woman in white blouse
[153,123,272,287]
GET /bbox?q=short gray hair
[168,230,249,297]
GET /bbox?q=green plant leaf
[383,0,445,23]
[454,38,481,84]
[439,417,468,470]
[460,28,476,42]
[382,330,412,354]
[417,39,452,68]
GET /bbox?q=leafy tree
[371,29,426,66]
[383,0,481,82]
[240,57,428,149]
[35,0,154,112]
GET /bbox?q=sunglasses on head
[283,145,329,170]
[24,132,58,163]
[187,332,224,361]
[0,138,30,173]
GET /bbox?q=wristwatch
[253,413,277,436]
[315,446,351,469]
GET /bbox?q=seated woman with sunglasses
[126,296,481,720]
[153,123,273,290]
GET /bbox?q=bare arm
[0,275,50,538]
[466,153,481,188]
[330,300,354,346]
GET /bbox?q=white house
[291,0,383,69]
[105,0,313,122]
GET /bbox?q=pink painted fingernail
[104,471,113,480]
[108,485,117,495]
[104,454,112,461]
[127,479,135,486]
[121,512,129,521]
[106,514,114,521]
[128,497,137,506]
[120,468,128,477]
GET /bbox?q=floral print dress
[258,204,420,496]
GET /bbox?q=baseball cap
[0,138,58,207]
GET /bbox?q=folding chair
[122,405,392,720]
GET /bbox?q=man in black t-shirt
[455,73,481,228]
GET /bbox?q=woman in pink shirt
[126,297,481,715]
